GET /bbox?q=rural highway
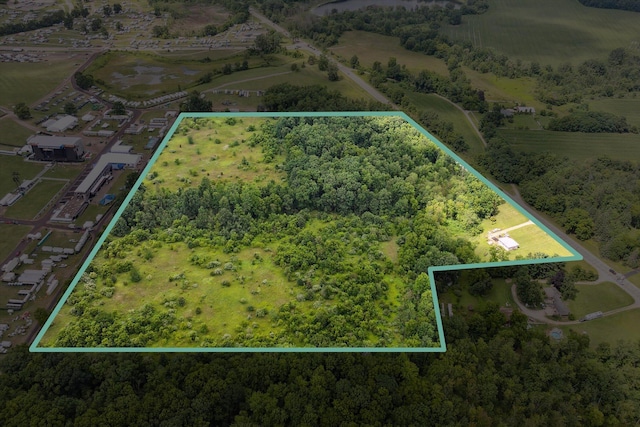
[249,7,394,107]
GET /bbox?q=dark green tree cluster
[261,83,386,111]
[578,0,640,12]
[4,306,640,425]
[0,10,65,37]
[547,111,630,133]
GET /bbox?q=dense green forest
[547,111,632,133]
[45,116,511,349]
[5,307,640,425]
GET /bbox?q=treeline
[547,111,631,133]
[4,308,640,425]
[578,0,640,12]
[261,83,387,111]
[0,10,65,37]
[479,140,640,267]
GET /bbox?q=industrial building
[74,152,141,200]
[28,135,84,162]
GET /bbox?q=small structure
[498,236,519,251]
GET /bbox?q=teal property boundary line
[30,111,582,353]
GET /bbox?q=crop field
[566,282,634,319]
[560,309,640,347]
[0,58,78,107]
[442,0,640,66]
[498,129,640,161]
[404,92,485,155]
[4,179,67,220]
[330,31,449,75]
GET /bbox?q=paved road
[249,7,394,107]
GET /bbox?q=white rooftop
[75,153,141,195]
[28,135,82,148]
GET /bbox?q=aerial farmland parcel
[34,112,578,351]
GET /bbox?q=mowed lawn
[0,156,46,196]
[498,129,640,161]
[4,179,67,220]
[0,118,34,148]
[330,31,449,75]
[560,309,640,347]
[442,0,640,66]
[0,60,76,107]
[566,282,634,319]
[405,92,485,155]
[0,224,31,261]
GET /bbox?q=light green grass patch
[0,156,46,196]
[462,67,542,108]
[560,309,640,348]
[4,179,67,220]
[330,31,449,75]
[499,129,640,161]
[507,225,572,258]
[0,59,77,107]
[0,118,33,147]
[0,224,31,261]
[405,92,485,156]
[566,282,634,319]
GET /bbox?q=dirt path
[432,93,487,147]
[202,71,293,92]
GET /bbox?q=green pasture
[498,129,640,161]
[0,59,76,107]
[404,92,485,155]
[0,119,33,148]
[566,282,633,319]
[442,0,640,66]
[43,163,83,180]
[588,98,640,128]
[501,113,548,130]
[149,117,284,193]
[0,224,31,261]
[463,67,542,108]
[560,309,640,348]
[4,179,67,220]
[507,224,572,258]
[0,156,46,196]
[330,30,449,75]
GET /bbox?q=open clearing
[462,67,542,109]
[566,282,634,319]
[4,179,67,220]
[560,309,640,347]
[0,58,78,107]
[0,156,46,196]
[0,118,34,149]
[0,224,31,261]
[589,98,640,128]
[442,0,640,66]
[498,129,640,161]
[329,31,449,75]
[405,92,485,155]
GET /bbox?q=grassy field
[0,224,31,261]
[566,282,634,318]
[404,92,485,156]
[0,59,77,107]
[442,277,516,310]
[149,117,284,193]
[0,118,34,148]
[442,0,640,66]
[42,163,84,180]
[329,30,450,75]
[560,309,640,347]
[507,224,572,258]
[4,179,67,220]
[589,98,640,128]
[462,67,542,109]
[498,129,640,161]
[0,156,46,196]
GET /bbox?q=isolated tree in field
[63,13,74,30]
[111,101,126,115]
[12,171,21,189]
[103,4,112,17]
[350,55,359,69]
[74,71,94,90]
[113,3,122,14]
[90,17,102,31]
[251,31,282,54]
[64,102,77,116]
[34,307,50,325]
[318,54,329,71]
[327,63,339,81]
[13,102,31,120]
